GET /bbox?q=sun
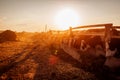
[54,8,81,30]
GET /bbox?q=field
[0,32,114,80]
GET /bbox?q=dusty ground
[0,33,109,80]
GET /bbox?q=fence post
[69,27,73,47]
[105,24,112,57]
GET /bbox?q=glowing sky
[0,0,120,32]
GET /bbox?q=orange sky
[0,0,120,32]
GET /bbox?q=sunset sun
[55,8,81,30]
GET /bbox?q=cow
[79,35,104,52]
[72,35,91,49]
[104,38,120,76]
[107,38,120,58]
[106,28,120,57]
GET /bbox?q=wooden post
[69,27,73,47]
[69,27,73,37]
[105,24,112,57]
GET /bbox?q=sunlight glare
[55,8,81,30]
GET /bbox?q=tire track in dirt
[0,42,40,76]
[0,44,31,63]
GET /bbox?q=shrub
[0,30,17,43]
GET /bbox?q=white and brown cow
[104,38,120,71]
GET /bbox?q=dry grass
[0,32,110,80]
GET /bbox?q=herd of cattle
[61,33,120,73]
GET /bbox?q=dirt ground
[0,33,114,80]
